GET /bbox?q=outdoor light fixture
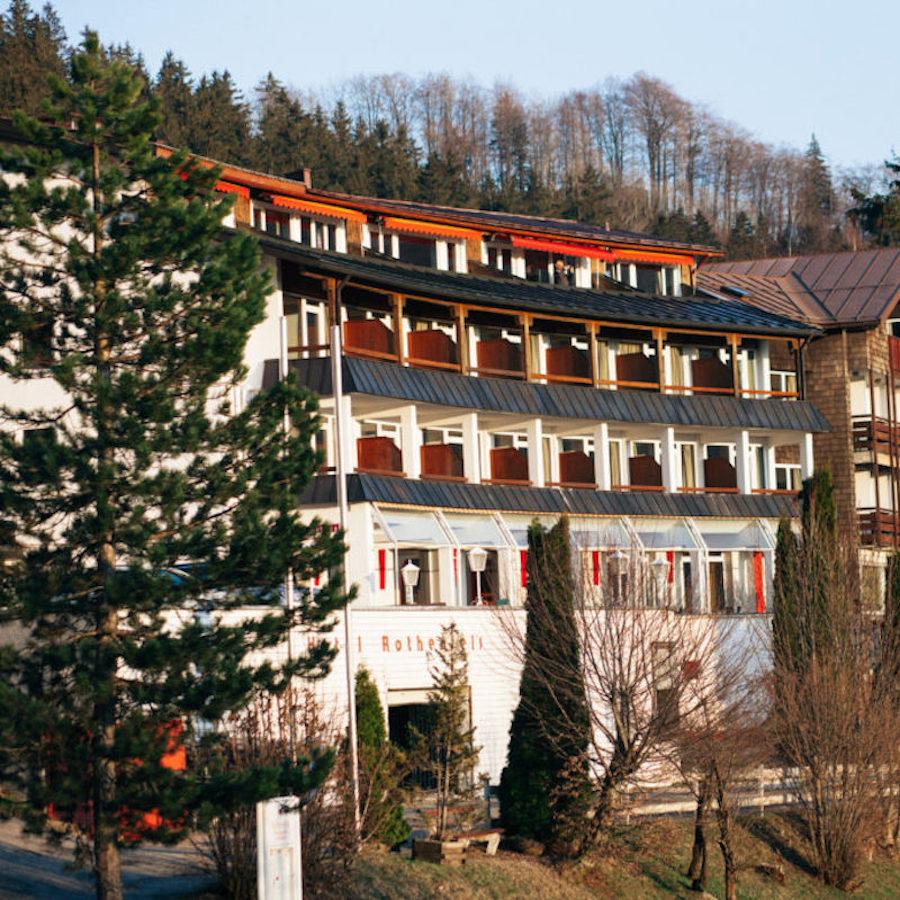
[400,559,421,606]
[468,546,488,606]
[609,548,627,567]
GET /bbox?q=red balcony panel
[704,457,738,490]
[628,454,663,489]
[407,329,458,366]
[357,436,403,475]
[344,319,395,356]
[490,446,529,483]
[559,450,595,486]
[890,336,900,372]
[859,509,900,547]
[691,356,733,391]
[421,443,464,480]
[546,345,590,380]
[476,338,524,376]
[616,352,658,386]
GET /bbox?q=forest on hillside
[2,0,898,257]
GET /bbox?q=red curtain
[592,550,601,586]
[520,550,528,587]
[753,551,765,613]
[378,549,386,591]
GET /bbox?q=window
[635,265,659,294]
[487,244,512,275]
[610,262,636,287]
[775,464,801,491]
[253,206,290,239]
[21,318,54,368]
[651,641,679,732]
[524,250,551,283]
[770,370,798,396]
[678,443,697,489]
[660,266,682,296]
[397,234,435,267]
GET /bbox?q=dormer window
[366,223,468,273]
[253,206,290,239]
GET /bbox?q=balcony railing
[703,457,739,492]
[475,338,525,379]
[690,357,734,394]
[852,416,900,459]
[420,443,464,481]
[613,352,659,390]
[545,345,591,384]
[488,446,530,485]
[557,450,595,488]
[344,320,395,360]
[357,436,403,476]
[890,336,900,372]
[407,329,460,370]
[618,455,664,491]
[859,508,900,547]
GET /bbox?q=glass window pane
[377,509,448,546]
[697,520,770,551]
[632,518,698,550]
[442,513,509,548]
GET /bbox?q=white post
[759,341,771,396]
[661,426,678,493]
[527,418,544,487]
[764,440,777,491]
[736,429,752,494]
[399,405,420,479]
[800,432,815,479]
[461,412,480,483]
[547,434,561,485]
[594,422,611,490]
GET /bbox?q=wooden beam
[730,333,741,396]
[456,304,469,375]
[589,322,601,388]
[392,293,405,364]
[522,314,533,382]
[655,328,666,393]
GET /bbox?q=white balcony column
[758,341,771,395]
[527,418,544,487]
[607,344,619,389]
[339,397,357,474]
[288,213,302,243]
[510,250,526,278]
[547,434,561,485]
[593,422,612,490]
[660,426,678,493]
[461,412,481,484]
[764,440,777,491]
[399,405,420,479]
[435,240,450,271]
[334,224,348,253]
[800,432,815,480]
[736,429,752,494]
[479,430,492,482]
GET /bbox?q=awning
[269,195,366,222]
[215,181,250,198]
[510,235,615,261]
[613,248,694,266]
[382,216,482,240]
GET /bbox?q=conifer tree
[0,33,350,899]
[153,52,195,150]
[355,667,410,846]
[412,622,480,840]
[851,156,900,248]
[499,517,590,850]
[190,69,254,166]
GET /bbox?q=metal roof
[301,473,798,519]
[275,356,830,434]
[257,235,819,338]
[701,248,900,327]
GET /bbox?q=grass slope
[345,813,900,899]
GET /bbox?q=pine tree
[797,134,838,253]
[562,165,612,226]
[355,667,410,846]
[499,517,591,851]
[850,156,900,248]
[0,33,350,899]
[254,73,317,176]
[726,210,756,259]
[412,622,481,839]
[417,151,472,207]
[190,70,254,166]
[0,0,67,116]
[153,52,194,150]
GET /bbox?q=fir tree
[254,73,316,176]
[726,210,756,259]
[562,165,612,226]
[850,156,900,248]
[0,33,350,898]
[499,517,590,851]
[153,52,194,150]
[355,667,410,846]
[412,622,481,839]
[417,151,472,207]
[190,69,254,165]
[797,134,839,253]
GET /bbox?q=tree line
[3,0,898,258]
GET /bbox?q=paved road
[0,820,217,898]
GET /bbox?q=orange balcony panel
[490,446,529,483]
[546,345,590,380]
[357,436,403,475]
[421,443,464,480]
[559,450,595,486]
[476,338,524,376]
[344,319,394,356]
[407,329,458,366]
[616,352,658,386]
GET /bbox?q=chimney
[282,167,312,189]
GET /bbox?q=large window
[397,234,436,267]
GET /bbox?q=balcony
[623,455,664,491]
[344,319,395,360]
[558,450,595,488]
[615,352,659,389]
[853,416,900,460]
[489,446,529,485]
[545,345,591,384]
[703,458,738,492]
[407,329,459,370]
[891,336,900,372]
[420,443,464,481]
[859,508,900,547]
[357,436,403,476]
[476,338,525,379]
[691,356,734,394]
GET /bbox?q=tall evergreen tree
[797,134,839,253]
[0,33,349,899]
[190,70,254,165]
[254,73,316,176]
[499,517,591,852]
[0,0,67,116]
[562,165,613,226]
[153,52,194,150]
[851,156,900,248]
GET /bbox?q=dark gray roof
[256,235,819,338]
[275,356,831,434]
[301,474,798,519]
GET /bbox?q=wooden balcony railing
[890,336,900,372]
[420,443,464,481]
[407,329,459,370]
[613,352,659,389]
[703,458,738,492]
[859,508,900,547]
[558,450,595,487]
[475,338,525,378]
[357,436,403,476]
[488,446,529,484]
[852,416,900,458]
[344,320,395,359]
[545,345,591,383]
[690,357,734,394]
[620,455,664,491]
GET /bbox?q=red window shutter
[753,551,765,613]
[453,548,459,585]
[520,550,528,587]
[666,550,675,583]
[378,548,386,591]
[592,550,601,586]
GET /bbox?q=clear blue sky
[55,0,898,168]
